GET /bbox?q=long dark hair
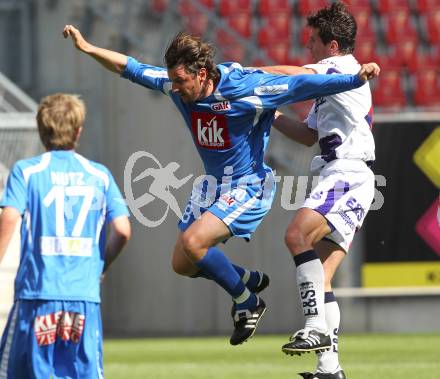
[164,32,219,82]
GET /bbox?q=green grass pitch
[104,333,440,378]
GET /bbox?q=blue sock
[195,247,257,309]
[194,264,261,291]
[232,264,262,290]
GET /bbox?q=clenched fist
[358,63,380,81]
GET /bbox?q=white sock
[316,292,342,374]
[294,250,326,333]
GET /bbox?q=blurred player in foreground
[263,2,377,378]
[64,25,379,346]
[0,93,131,378]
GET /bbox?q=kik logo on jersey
[191,112,231,150]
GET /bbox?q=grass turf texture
[104,334,440,379]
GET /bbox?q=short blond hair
[37,93,85,150]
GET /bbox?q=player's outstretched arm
[63,24,128,74]
[0,207,21,265]
[258,66,317,76]
[273,111,318,147]
[102,216,131,277]
[358,62,380,81]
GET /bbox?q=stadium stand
[141,0,440,111]
[413,69,440,107]
[372,69,408,108]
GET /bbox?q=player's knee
[284,226,307,253]
[171,257,188,276]
[181,231,204,259]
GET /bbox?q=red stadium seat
[388,38,419,72]
[263,42,291,64]
[376,0,409,14]
[382,8,417,45]
[258,0,292,16]
[221,44,247,62]
[215,28,238,46]
[219,0,252,17]
[260,13,292,36]
[354,8,376,42]
[178,0,199,15]
[372,70,407,108]
[345,1,372,17]
[199,0,216,8]
[344,0,371,7]
[387,39,437,73]
[413,0,440,14]
[424,10,440,44]
[297,0,328,16]
[413,69,440,107]
[258,23,291,46]
[299,20,310,47]
[226,13,253,38]
[183,12,210,35]
[150,0,169,13]
[354,38,382,65]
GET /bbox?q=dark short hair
[164,32,219,82]
[307,2,357,54]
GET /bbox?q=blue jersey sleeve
[0,162,27,213]
[105,171,129,223]
[221,65,365,108]
[253,72,365,108]
[121,57,171,94]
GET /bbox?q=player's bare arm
[258,66,317,75]
[63,24,128,74]
[102,215,131,277]
[273,111,318,147]
[0,207,20,265]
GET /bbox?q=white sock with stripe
[294,250,327,333]
[317,292,342,374]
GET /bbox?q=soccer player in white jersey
[63,25,379,346]
[0,94,131,378]
[262,2,376,378]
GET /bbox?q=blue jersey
[122,58,365,180]
[0,151,129,303]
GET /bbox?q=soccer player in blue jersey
[0,93,131,378]
[63,25,379,345]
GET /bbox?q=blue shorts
[0,300,103,379]
[178,168,276,240]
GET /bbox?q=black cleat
[230,297,266,345]
[298,370,346,379]
[282,329,331,355]
[252,271,270,293]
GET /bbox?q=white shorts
[303,160,375,252]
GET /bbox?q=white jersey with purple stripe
[122,57,368,181]
[0,151,129,303]
[304,54,375,173]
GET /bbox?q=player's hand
[63,24,91,53]
[358,63,380,81]
[274,110,283,119]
